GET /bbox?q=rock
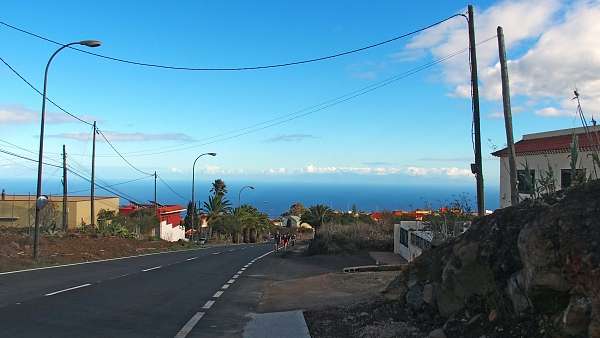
[423,283,435,305]
[467,314,483,327]
[453,241,479,266]
[405,284,424,309]
[561,295,591,336]
[506,271,531,314]
[488,309,497,322]
[428,328,446,338]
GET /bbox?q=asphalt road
[0,243,272,338]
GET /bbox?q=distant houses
[492,125,600,207]
[120,203,186,242]
[0,193,118,229]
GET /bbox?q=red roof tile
[492,131,600,157]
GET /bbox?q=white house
[492,125,600,208]
[280,215,313,230]
[393,221,432,262]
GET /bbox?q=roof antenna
[592,115,597,126]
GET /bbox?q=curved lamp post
[33,40,102,260]
[238,185,255,207]
[191,152,216,240]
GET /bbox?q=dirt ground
[0,229,193,272]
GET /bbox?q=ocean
[0,178,500,217]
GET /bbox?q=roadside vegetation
[185,179,276,243]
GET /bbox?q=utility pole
[497,26,519,206]
[468,5,485,216]
[154,171,158,238]
[154,171,157,207]
[62,144,68,231]
[90,121,97,226]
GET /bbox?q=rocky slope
[385,180,600,337]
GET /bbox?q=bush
[306,223,393,255]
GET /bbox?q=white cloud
[264,134,316,142]
[405,0,600,116]
[0,104,98,125]
[170,167,184,174]
[299,164,472,178]
[49,131,194,142]
[534,106,575,117]
[266,167,287,174]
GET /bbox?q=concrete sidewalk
[243,311,311,338]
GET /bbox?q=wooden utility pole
[154,171,157,207]
[468,5,485,216]
[90,121,97,226]
[497,26,519,206]
[62,144,68,231]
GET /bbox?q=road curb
[342,264,405,273]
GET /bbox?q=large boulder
[386,180,600,336]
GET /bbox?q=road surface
[0,243,272,338]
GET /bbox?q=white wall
[499,150,598,208]
[393,221,426,262]
[160,221,186,242]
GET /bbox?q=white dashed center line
[142,266,162,272]
[232,274,240,279]
[174,312,205,338]
[212,252,222,255]
[227,279,236,284]
[221,284,230,290]
[213,291,224,298]
[202,300,215,309]
[185,257,197,261]
[45,283,91,296]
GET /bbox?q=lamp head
[207,152,217,156]
[249,186,255,190]
[36,195,49,210]
[79,40,102,48]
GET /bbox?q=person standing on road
[274,232,280,251]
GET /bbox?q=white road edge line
[211,252,222,255]
[174,311,205,338]
[185,257,197,261]
[0,247,209,276]
[221,284,230,289]
[237,270,243,274]
[45,283,91,296]
[202,300,215,309]
[240,267,246,271]
[213,291,224,298]
[142,266,162,272]
[227,279,236,284]
[232,274,240,279]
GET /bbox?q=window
[410,233,431,250]
[561,169,586,189]
[399,228,408,246]
[517,169,535,194]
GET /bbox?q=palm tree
[210,179,227,197]
[301,204,332,232]
[201,194,232,238]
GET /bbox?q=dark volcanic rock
[387,180,600,337]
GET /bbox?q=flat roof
[0,195,118,202]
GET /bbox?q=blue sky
[0,0,596,190]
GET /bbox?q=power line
[0,147,143,204]
[114,36,497,157]
[96,129,153,176]
[0,56,94,126]
[157,174,187,202]
[0,14,466,71]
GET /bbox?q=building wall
[160,221,186,242]
[499,150,598,208]
[0,196,119,229]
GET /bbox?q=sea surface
[0,178,500,217]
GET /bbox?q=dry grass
[307,222,393,255]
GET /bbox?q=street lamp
[238,185,255,207]
[33,40,102,260]
[191,152,217,241]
